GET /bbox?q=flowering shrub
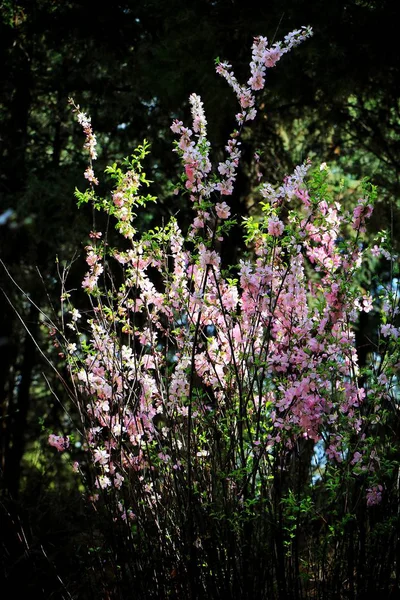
[47,25,400,599]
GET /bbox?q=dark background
[1,0,399,596]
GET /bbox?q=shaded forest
[1,1,400,598]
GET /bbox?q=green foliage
[2,2,400,598]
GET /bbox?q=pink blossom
[218,160,236,177]
[351,451,362,465]
[96,475,112,489]
[362,294,373,313]
[192,216,205,229]
[248,69,265,91]
[69,100,98,160]
[366,485,383,506]
[185,163,196,184]
[199,246,220,269]
[113,191,124,207]
[170,119,183,134]
[114,473,125,489]
[381,324,399,339]
[352,199,374,232]
[189,93,207,135]
[268,216,284,237]
[326,445,343,462]
[215,202,231,219]
[93,447,110,465]
[217,179,234,196]
[86,250,99,266]
[84,167,99,185]
[48,434,70,452]
[264,47,283,67]
[158,452,171,463]
[294,187,311,207]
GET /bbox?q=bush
[46,25,399,599]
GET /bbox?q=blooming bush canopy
[45,23,400,598]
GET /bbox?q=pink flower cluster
[64,150,380,508]
[62,24,397,523]
[171,28,312,243]
[48,434,70,452]
[69,99,98,162]
[366,485,383,506]
[267,216,284,237]
[217,26,313,126]
[352,198,374,233]
[82,245,103,292]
